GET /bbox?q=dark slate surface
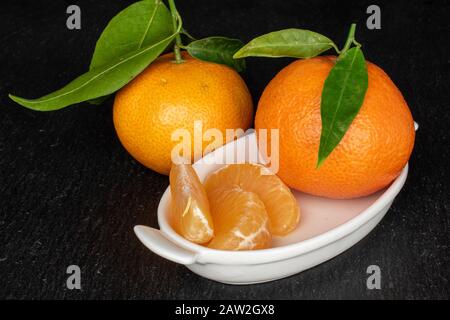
[0,0,449,299]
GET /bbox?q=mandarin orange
[255,56,415,199]
[114,52,253,175]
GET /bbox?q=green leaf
[86,0,172,104]
[234,29,337,59]
[317,47,368,167]
[9,32,178,111]
[186,37,246,72]
[89,0,172,69]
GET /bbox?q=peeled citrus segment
[207,189,271,250]
[169,163,214,243]
[204,163,300,236]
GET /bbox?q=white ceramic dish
[134,132,410,285]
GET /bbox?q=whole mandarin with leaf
[113,51,253,175]
[255,56,415,199]
[9,0,253,177]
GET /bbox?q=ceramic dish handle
[134,225,197,265]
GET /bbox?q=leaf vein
[137,0,161,49]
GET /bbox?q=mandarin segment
[169,163,214,244]
[204,163,300,236]
[207,189,271,250]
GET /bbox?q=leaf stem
[167,0,184,63]
[181,28,197,41]
[340,23,357,56]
